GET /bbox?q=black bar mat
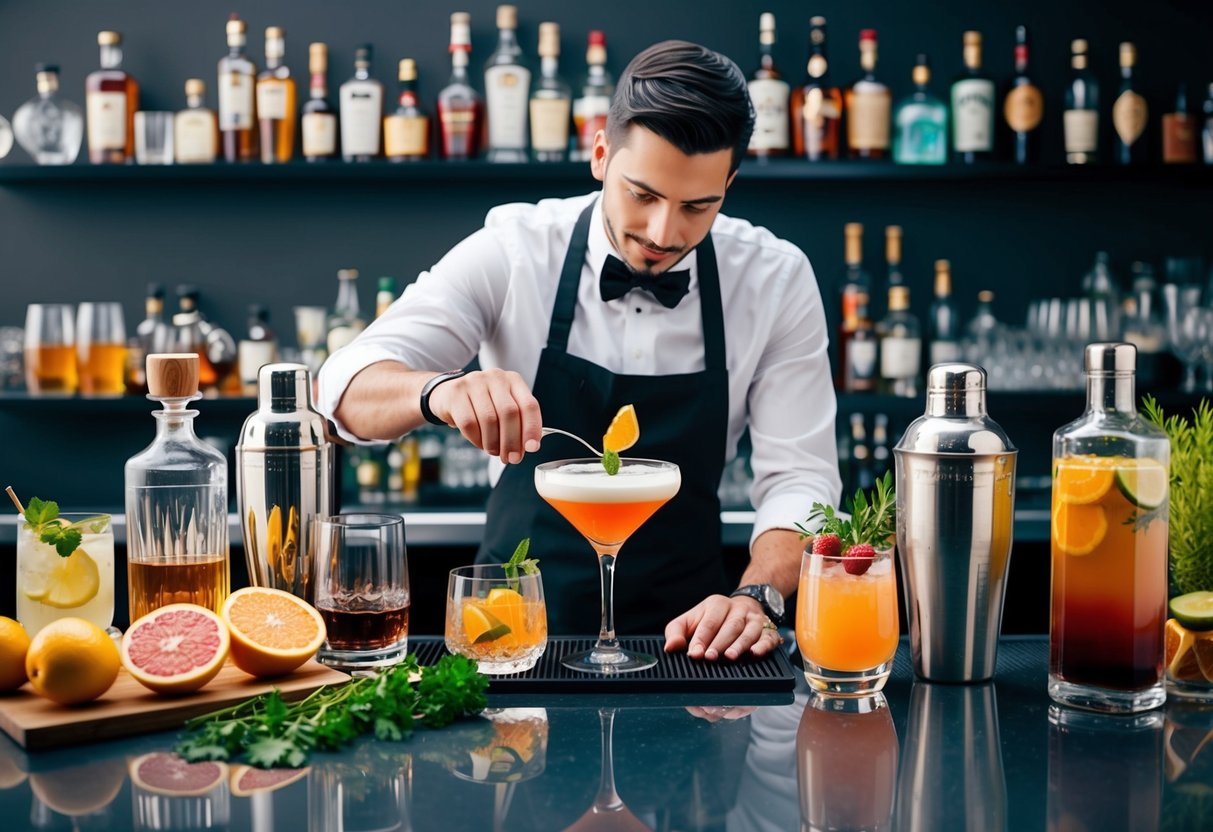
[411,636,797,694]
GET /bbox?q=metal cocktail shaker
[237,363,332,603]
[893,364,1017,682]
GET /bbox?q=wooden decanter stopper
[146,353,200,398]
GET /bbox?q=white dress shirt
[319,191,842,545]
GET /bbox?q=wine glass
[534,458,680,673]
[1173,305,1212,393]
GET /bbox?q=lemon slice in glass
[33,549,101,609]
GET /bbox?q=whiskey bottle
[375,276,397,318]
[843,290,877,393]
[218,14,258,162]
[340,45,383,162]
[238,305,278,395]
[747,12,790,158]
[1004,26,1043,164]
[893,55,948,165]
[950,31,995,163]
[529,22,571,163]
[174,79,218,164]
[928,260,963,365]
[125,283,170,394]
[485,4,531,163]
[885,225,904,296]
[845,30,890,160]
[1112,43,1148,165]
[384,59,429,162]
[877,285,922,398]
[172,286,219,392]
[572,31,612,161]
[1064,39,1099,164]
[302,43,337,162]
[790,16,842,161]
[86,31,138,164]
[257,26,296,164]
[12,65,83,165]
[327,269,366,354]
[439,13,483,160]
[836,223,872,388]
[1161,82,1197,164]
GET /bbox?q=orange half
[1166,618,1201,681]
[221,587,326,678]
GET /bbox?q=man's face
[590,125,736,276]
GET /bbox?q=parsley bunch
[19,495,108,557]
[176,654,488,768]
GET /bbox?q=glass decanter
[12,64,83,164]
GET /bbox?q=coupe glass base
[561,646,657,674]
[1048,673,1166,714]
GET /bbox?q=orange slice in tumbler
[1051,501,1107,556]
[603,404,639,453]
[1055,460,1116,505]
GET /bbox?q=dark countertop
[0,637,1208,831]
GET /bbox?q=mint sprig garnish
[602,449,621,476]
[23,496,89,558]
[503,537,540,591]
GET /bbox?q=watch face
[762,585,785,617]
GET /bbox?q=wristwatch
[730,584,785,625]
[419,370,468,426]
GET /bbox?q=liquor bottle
[950,31,995,163]
[1203,83,1213,164]
[1112,43,1148,165]
[1004,25,1043,164]
[384,59,429,162]
[172,286,219,391]
[877,285,922,398]
[893,54,948,165]
[238,305,278,395]
[257,26,295,164]
[843,291,877,393]
[1161,82,1198,164]
[174,79,218,164]
[1063,40,1099,165]
[125,283,171,394]
[485,4,531,163]
[12,64,83,165]
[928,260,962,365]
[85,31,138,164]
[439,13,484,160]
[747,12,790,158]
[573,31,612,161]
[885,226,904,288]
[871,412,891,481]
[845,30,890,160]
[340,45,383,162]
[530,22,571,163]
[218,14,258,162]
[836,223,872,387]
[302,43,337,162]
[790,16,842,161]
[327,269,366,354]
[848,413,876,495]
[375,276,397,318]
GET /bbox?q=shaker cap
[258,362,312,412]
[1084,342,1136,375]
[894,363,1017,456]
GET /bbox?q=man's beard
[602,203,689,276]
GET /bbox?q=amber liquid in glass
[25,345,78,394]
[318,603,409,649]
[78,342,127,396]
[128,556,229,620]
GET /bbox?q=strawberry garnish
[843,543,875,576]
[811,533,842,557]
[796,471,896,578]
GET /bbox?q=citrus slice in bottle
[1055,460,1116,505]
[1166,618,1202,681]
[23,549,100,609]
[1051,501,1107,556]
[1114,458,1168,510]
[603,404,640,453]
[129,752,228,797]
[221,587,327,678]
[121,603,230,695]
[1170,591,1213,632]
[463,603,510,644]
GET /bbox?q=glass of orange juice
[796,544,899,695]
[445,565,547,674]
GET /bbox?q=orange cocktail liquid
[797,563,899,672]
[543,498,669,548]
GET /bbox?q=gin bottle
[893,55,947,165]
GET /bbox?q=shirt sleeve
[317,227,510,443]
[746,254,843,547]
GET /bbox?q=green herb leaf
[603,449,621,476]
[503,537,540,590]
[797,470,896,549]
[23,496,86,558]
[23,497,57,527]
[53,528,82,558]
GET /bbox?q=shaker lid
[258,363,313,412]
[1084,342,1136,374]
[238,363,329,450]
[894,363,1017,456]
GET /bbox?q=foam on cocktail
[534,462,681,504]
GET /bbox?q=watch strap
[730,584,783,625]
[419,370,467,426]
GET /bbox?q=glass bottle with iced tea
[1050,342,1169,714]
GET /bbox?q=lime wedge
[1171,591,1213,632]
[1115,460,1167,510]
[39,549,100,609]
[474,623,513,644]
[463,603,511,643]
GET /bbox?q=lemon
[26,617,120,705]
[0,617,31,692]
[24,549,101,609]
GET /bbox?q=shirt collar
[586,192,699,291]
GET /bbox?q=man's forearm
[741,528,804,599]
[333,360,435,440]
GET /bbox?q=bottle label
[1064,110,1098,153]
[848,89,891,150]
[238,340,277,384]
[529,97,571,152]
[748,78,790,151]
[1113,91,1148,145]
[1004,84,1044,133]
[848,339,878,381]
[340,82,383,156]
[951,78,996,152]
[218,71,254,130]
[929,339,963,365]
[485,65,531,150]
[384,115,429,157]
[1163,115,1198,163]
[441,109,477,157]
[894,103,947,163]
[573,94,610,153]
[257,82,288,120]
[302,112,337,156]
[87,91,127,150]
[880,336,921,379]
[174,111,217,163]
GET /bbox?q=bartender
[319,40,840,661]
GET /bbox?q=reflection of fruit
[0,617,31,692]
[1114,459,1167,510]
[1171,591,1213,631]
[22,549,100,608]
[602,403,639,453]
[30,760,125,815]
[1051,500,1108,556]
[1165,717,1213,783]
[25,617,119,705]
[221,587,326,677]
[122,604,230,695]
[129,752,228,797]
[1056,459,1115,505]
[0,753,28,790]
[229,764,309,797]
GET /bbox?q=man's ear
[590,129,609,182]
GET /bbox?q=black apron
[476,199,731,634]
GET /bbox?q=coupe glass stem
[594,549,620,655]
[593,708,623,810]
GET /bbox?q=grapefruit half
[229,764,310,796]
[121,604,230,695]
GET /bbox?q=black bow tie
[599,255,691,309]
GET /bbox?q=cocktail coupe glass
[534,458,680,673]
[563,709,651,832]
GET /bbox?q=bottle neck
[398,79,419,106]
[541,56,559,79]
[228,38,246,59]
[450,48,470,81]
[1086,372,1136,414]
[152,399,201,438]
[310,74,327,99]
[495,28,520,58]
[1015,45,1029,76]
[186,93,204,109]
[354,63,370,81]
[335,279,360,316]
[100,44,123,70]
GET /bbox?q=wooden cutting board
[0,660,349,751]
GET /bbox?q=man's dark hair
[606,40,755,174]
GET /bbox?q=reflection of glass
[30,758,125,830]
[1046,706,1162,832]
[129,752,231,831]
[797,693,897,831]
[447,708,550,785]
[563,709,652,832]
[796,546,898,695]
[445,565,547,674]
[24,303,77,395]
[0,327,23,391]
[894,683,1006,831]
[77,301,128,397]
[308,744,411,832]
[535,458,680,673]
[16,512,114,637]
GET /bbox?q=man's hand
[427,368,544,464]
[664,594,784,661]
